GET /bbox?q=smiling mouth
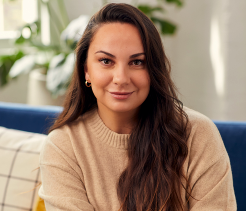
[110,92,133,95]
[109,91,134,99]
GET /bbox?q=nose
[112,64,130,86]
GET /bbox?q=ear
[84,63,91,82]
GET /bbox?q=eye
[99,58,112,65]
[131,59,144,66]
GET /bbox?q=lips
[109,91,134,99]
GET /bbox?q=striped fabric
[0,126,46,211]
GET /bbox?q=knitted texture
[39,107,237,210]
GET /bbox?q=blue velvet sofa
[0,101,245,210]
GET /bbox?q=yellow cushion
[33,196,46,211]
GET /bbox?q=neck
[97,105,138,134]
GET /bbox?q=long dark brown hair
[50,3,190,211]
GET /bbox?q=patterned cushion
[0,126,46,211]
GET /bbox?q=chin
[97,99,143,114]
[105,102,140,114]
[109,106,137,113]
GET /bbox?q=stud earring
[85,80,91,87]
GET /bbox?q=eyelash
[98,58,145,66]
[131,59,144,66]
[99,58,112,65]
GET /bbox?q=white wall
[224,0,246,121]
[162,0,246,121]
[162,0,225,120]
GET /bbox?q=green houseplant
[0,0,80,97]
[0,0,183,99]
[8,14,89,97]
[133,0,183,35]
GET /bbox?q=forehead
[88,22,144,53]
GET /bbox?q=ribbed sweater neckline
[87,108,130,150]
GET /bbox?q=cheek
[89,70,111,92]
[135,71,150,91]
[87,63,107,84]
[91,72,109,85]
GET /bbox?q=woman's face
[85,22,150,115]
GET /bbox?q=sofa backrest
[214,121,246,211]
[0,102,245,210]
[0,102,62,134]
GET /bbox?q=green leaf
[15,51,25,60]
[14,21,41,46]
[0,51,25,87]
[0,62,10,87]
[61,15,89,49]
[151,17,177,35]
[48,53,66,69]
[15,35,26,44]
[138,5,164,15]
[165,0,183,7]
[46,53,75,96]
[9,55,36,78]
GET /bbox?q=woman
[38,3,236,211]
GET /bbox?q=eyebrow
[95,51,145,59]
[130,53,145,59]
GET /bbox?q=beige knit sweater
[39,107,237,211]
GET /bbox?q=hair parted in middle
[50,3,191,211]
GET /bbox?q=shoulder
[183,106,228,166]
[47,108,96,144]
[184,106,218,133]
[41,109,97,163]
[182,107,236,209]
[184,106,223,144]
